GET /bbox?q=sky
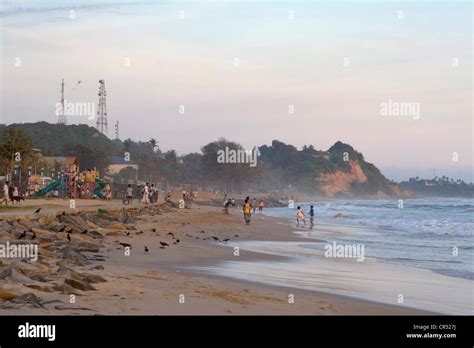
[0,0,472,182]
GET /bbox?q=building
[42,156,79,173]
[106,156,138,182]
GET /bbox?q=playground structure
[35,168,109,199]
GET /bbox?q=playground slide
[93,178,107,198]
[35,176,64,196]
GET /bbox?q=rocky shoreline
[0,202,179,310]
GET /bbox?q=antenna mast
[57,79,67,124]
[96,79,108,135]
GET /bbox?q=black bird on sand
[222,238,230,242]
[211,236,220,242]
[151,228,156,232]
[34,208,41,214]
[67,233,72,242]
[167,232,174,237]
[81,229,88,234]
[144,246,149,253]
[119,242,131,248]
[234,234,239,237]
[19,231,27,239]
[62,211,66,215]
[126,231,130,236]
[173,239,180,245]
[159,241,169,247]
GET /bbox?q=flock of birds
[117,228,236,254]
[29,207,237,255]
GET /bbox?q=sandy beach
[0,197,446,315]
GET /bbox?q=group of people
[1,181,21,205]
[235,195,316,228]
[240,197,265,225]
[123,183,160,205]
[296,205,316,228]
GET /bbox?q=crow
[159,241,169,247]
[67,233,71,242]
[19,231,27,239]
[126,231,130,236]
[211,236,220,242]
[222,238,230,242]
[151,228,156,232]
[173,239,180,245]
[144,246,149,253]
[34,208,41,214]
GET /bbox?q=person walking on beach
[8,183,14,202]
[258,200,264,213]
[308,205,315,228]
[142,183,150,204]
[1,181,9,205]
[296,206,305,227]
[224,198,232,214]
[125,184,133,205]
[243,197,252,225]
[252,198,257,213]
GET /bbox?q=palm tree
[147,138,159,153]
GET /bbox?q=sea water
[264,197,473,280]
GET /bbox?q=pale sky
[0,0,472,181]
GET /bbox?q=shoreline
[0,199,461,315]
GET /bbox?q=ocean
[186,197,474,314]
[265,197,474,281]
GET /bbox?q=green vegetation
[0,122,470,197]
[398,177,473,197]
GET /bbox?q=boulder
[64,278,96,291]
[61,246,90,266]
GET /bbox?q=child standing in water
[309,205,315,228]
[296,206,305,227]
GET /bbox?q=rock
[24,284,52,292]
[52,283,78,294]
[90,265,104,270]
[12,293,44,307]
[333,213,347,218]
[81,273,107,283]
[61,246,90,266]
[107,223,127,230]
[58,215,88,233]
[64,278,96,291]
[76,243,100,253]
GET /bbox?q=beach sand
[0,199,433,315]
